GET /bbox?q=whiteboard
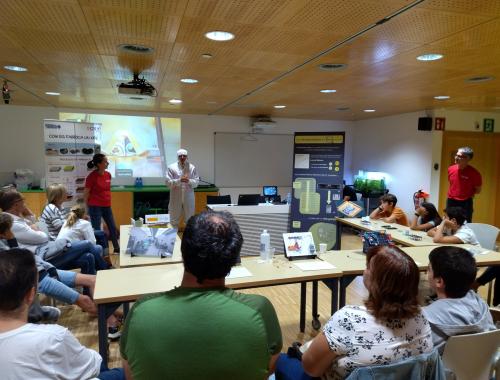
[214,132,294,187]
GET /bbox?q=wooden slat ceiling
[1,0,500,120]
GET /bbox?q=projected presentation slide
[60,113,180,178]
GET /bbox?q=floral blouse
[322,305,432,380]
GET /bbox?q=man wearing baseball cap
[165,149,199,228]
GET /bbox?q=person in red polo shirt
[84,154,119,253]
[447,147,482,222]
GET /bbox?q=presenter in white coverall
[166,149,199,228]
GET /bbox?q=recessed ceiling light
[320,89,337,93]
[205,31,234,41]
[318,63,347,72]
[363,109,376,112]
[201,53,213,59]
[180,78,198,84]
[4,65,28,72]
[169,99,182,104]
[434,95,450,100]
[465,75,495,83]
[417,53,443,61]
[45,91,60,96]
[274,105,286,109]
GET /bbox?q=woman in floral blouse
[302,245,432,380]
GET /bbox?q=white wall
[0,105,354,200]
[351,111,434,216]
[0,105,58,183]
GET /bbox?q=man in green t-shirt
[121,211,283,380]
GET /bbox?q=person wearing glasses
[165,149,199,229]
[447,147,481,222]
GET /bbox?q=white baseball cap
[177,149,188,156]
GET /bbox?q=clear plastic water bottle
[138,177,143,187]
[134,177,140,187]
[260,229,270,261]
[286,192,292,205]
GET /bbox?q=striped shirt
[40,204,65,241]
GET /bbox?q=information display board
[43,119,102,206]
[289,132,345,250]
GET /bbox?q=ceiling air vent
[336,106,350,111]
[319,63,347,71]
[118,44,155,54]
[465,76,495,83]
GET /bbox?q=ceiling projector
[118,74,157,97]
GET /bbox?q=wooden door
[439,132,500,226]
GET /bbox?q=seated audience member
[369,193,409,226]
[0,212,96,313]
[40,183,68,240]
[427,207,479,245]
[277,246,432,380]
[342,180,358,202]
[423,246,495,353]
[59,204,112,266]
[120,211,283,380]
[0,189,109,274]
[410,202,442,232]
[0,250,125,380]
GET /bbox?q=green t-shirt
[120,287,282,380]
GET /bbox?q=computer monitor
[237,194,261,206]
[263,186,278,197]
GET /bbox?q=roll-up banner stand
[290,132,345,251]
[43,119,102,210]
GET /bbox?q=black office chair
[206,194,232,205]
[237,194,261,206]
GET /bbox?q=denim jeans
[275,354,317,380]
[94,230,109,256]
[48,240,108,274]
[88,206,119,251]
[38,269,79,304]
[98,361,126,380]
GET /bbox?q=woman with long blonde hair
[58,204,95,243]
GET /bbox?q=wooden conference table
[334,217,439,249]
[94,254,342,366]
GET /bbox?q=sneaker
[41,306,61,323]
[108,325,121,341]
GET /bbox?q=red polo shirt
[85,170,112,207]
[447,164,482,200]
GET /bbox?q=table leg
[98,304,108,368]
[339,275,356,308]
[312,281,320,330]
[335,221,343,250]
[300,282,306,333]
[322,278,339,315]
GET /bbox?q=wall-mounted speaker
[418,117,433,131]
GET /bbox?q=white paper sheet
[226,266,253,279]
[294,261,336,271]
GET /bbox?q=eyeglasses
[455,154,466,159]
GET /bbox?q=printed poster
[43,119,102,207]
[290,132,345,250]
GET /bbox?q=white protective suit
[166,160,199,227]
